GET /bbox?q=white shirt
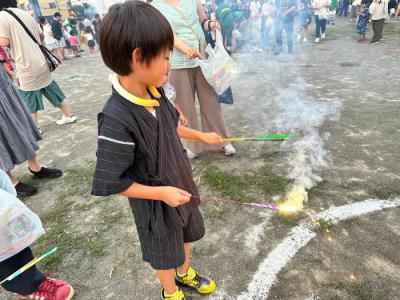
[43,23,56,45]
[250,1,261,16]
[369,0,388,20]
[261,2,273,16]
[85,33,94,41]
[0,8,52,91]
[312,0,329,17]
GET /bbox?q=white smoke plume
[274,79,342,203]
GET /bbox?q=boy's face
[135,48,171,88]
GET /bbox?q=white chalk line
[238,197,400,300]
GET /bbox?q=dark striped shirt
[91,87,200,238]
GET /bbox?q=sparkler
[192,195,279,210]
[222,134,295,143]
[0,247,58,284]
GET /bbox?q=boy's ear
[131,48,143,71]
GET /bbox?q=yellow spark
[350,274,356,281]
[327,236,333,242]
[277,185,308,216]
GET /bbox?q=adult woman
[0,63,62,197]
[369,0,388,43]
[312,0,329,43]
[152,0,236,158]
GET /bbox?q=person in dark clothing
[216,0,234,51]
[274,0,297,55]
[92,2,222,299]
[339,0,349,15]
[51,12,66,64]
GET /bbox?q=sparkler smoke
[274,79,342,211]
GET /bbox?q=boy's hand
[159,186,191,207]
[200,132,223,145]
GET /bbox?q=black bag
[5,9,60,72]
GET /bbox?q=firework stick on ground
[0,247,58,284]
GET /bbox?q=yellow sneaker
[161,288,186,300]
[175,267,216,294]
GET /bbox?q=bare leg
[54,48,65,66]
[31,112,38,127]
[27,156,41,172]
[59,101,72,118]
[6,171,18,186]
[176,243,190,276]
[156,269,178,295]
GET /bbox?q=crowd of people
[206,0,396,53]
[37,11,102,65]
[0,0,398,299]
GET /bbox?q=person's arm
[174,32,200,59]
[177,124,222,144]
[120,183,191,207]
[197,3,220,31]
[0,37,10,47]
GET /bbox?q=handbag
[4,9,60,72]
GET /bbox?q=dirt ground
[2,17,400,300]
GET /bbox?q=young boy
[356,0,370,42]
[91,2,221,299]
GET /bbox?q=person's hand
[200,132,223,145]
[159,186,191,207]
[184,47,200,59]
[179,113,188,126]
[209,20,221,31]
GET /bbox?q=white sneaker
[186,149,199,159]
[56,114,77,125]
[224,144,236,156]
[303,37,308,43]
[314,38,320,43]
[321,33,326,39]
[296,34,301,42]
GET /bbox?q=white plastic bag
[0,189,45,262]
[199,31,238,95]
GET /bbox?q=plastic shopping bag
[199,31,238,95]
[0,189,45,262]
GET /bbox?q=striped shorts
[136,208,205,270]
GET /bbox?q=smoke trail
[273,79,342,209]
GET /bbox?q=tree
[70,5,85,18]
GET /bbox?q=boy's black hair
[0,0,17,10]
[54,12,61,18]
[100,0,174,76]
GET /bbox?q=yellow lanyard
[112,75,161,107]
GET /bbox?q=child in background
[92,2,221,299]
[84,28,95,54]
[0,47,14,78]
[69,32,80,57]
[356,0,370,42]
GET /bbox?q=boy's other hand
[160,186,191,207]
[185,47,200,59]
[200,132,223,145]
